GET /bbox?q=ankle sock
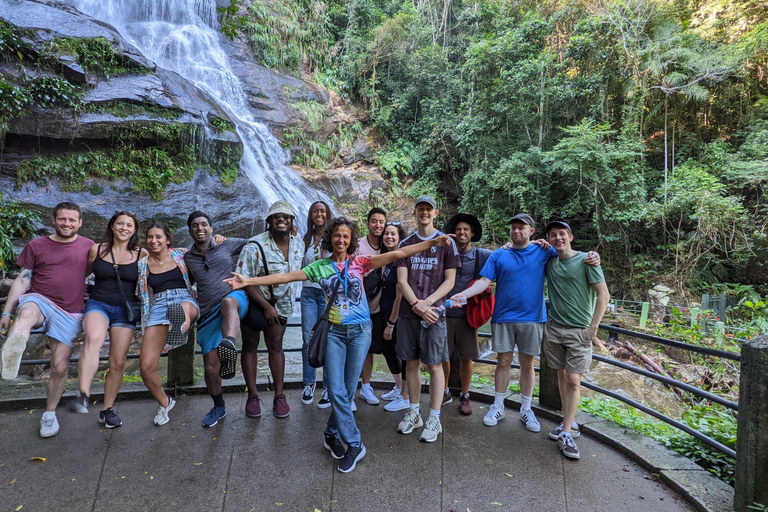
[429,409,441,420]
[409,403,420,415]
[212,392,225,408]
[494,392,505,407]
[521,395,532,411]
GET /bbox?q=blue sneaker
[202,406,226,427]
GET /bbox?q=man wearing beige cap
[236,200,305,418]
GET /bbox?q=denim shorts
[84,299,137,329]
[147,288,199,328]
[19,293,82,346]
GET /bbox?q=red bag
[466,279,494,329]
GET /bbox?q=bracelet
[386,321,396,328]
[1,313,9,317]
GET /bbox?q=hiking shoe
[216,338,238,380]
[246,393,262,418]
[154,397,176,426]
[381,385,401,401]
[559,432,580,459]
[165,303,188,347]
[2,332,27,380]
[549,422,581,440]
[202,406,227,427]
[74,391,90,414]
[39,411,59,438]
[458,393,472,415]
[301,383,316,405]
[420,415,443,443]
[323,434,346,460]
[273,393,290,418]
[397,409,423,434]
[384,395,410,412]
[317,389,331,409]
[359,384,379,405]
[442,389,453,406]
[483,404,505,426]
[520,409,541,432]
[99,407,123,429]
[338,443,366,473]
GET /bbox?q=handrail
[599,324,741,361]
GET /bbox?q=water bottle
[447,296,467,308]
[421,305,446,328]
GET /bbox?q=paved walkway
[0,389,695,512]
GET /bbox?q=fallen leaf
[10,478,17,484]
[15,506,23,511]
[191,436,196,438]
[149,476,154,480]
[504,473,514,478]
[315,509,322,512]
[491,503,502,506]
[121,476,125,479]
[212,438,217,441]
[275,503,284,506]
[30,457,46,463]
[193,463,203,466]
[71,479,75,482]
[144,472,148,475]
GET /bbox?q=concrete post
[538,350,561,410]
[734,335,768,511]
[167,328,196,386]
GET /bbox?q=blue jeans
[324,320,372,447]
[301,286,327,386]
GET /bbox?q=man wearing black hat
[441,213,491,415]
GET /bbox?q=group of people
[0,196,609,474]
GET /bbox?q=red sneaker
[458,394,472,415]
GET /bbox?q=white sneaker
[351,400,357,412]
[154,397,176,426]
[519,408,541,432]
[397,409,423,434]
[483,404,506,427]
[317,388,331,409]
[384,395,410,412]
[2,332,27,380]
[381,385,401,401]
[359,384,380,405]
[301,383,316,405]
[40,411,59,438]
[420,416,442,443]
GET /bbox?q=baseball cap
[545,220,572,234]
[510,213,535,228]
[414,196,437,209]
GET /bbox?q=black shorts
[367,311,386,354]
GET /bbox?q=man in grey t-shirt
[184,211,248,428]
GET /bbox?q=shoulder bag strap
[109,248,132,306]
[248,241,275,305]
[312,258,347,330]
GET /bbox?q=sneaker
[442,389,453,406]
[420,415,442,442]
[39,411,59,438]
[351,400,357,412]
[549,422,581,440]
[99,407,123,429]
[317,389,331,409]
[73,391,90,414]
[154,397,176,426]
[359,384,379,405]
[384,395,410,412]
[397,409,423,434]
[246,393,262,418]
[301,383,316,405]
[483,404,505,426]
[458,394,472,416]
[273,393,290,418]
[559,432,580,459]
[323,434,345,460]
[165,303,188,347]
[202,406,227,427]
[520,409,541,432]
[338,443,366,473]
[216,338,238,380]
[1,332,27,380]
[381,385,401,401]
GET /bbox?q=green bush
[42,37,134,77]
[0,192,39,269]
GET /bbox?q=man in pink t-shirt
[1,202,94,438]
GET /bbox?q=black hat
[545,220,572,234]
[510,213,535,228]
[445,213,482,242]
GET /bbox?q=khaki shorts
[491,322,543,356]
[542,319,592,375]
[446,316,479,360]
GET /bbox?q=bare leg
[263,322,287,396]
[518,353,536,398]
[47,340,73,411]
[219,297,240,339]
[405,359,421,405]
[240,323,260,396]
[441,360,450,392]
[560,370,581,434]
[140,325,171,406]
[495,352,514,393]
[361,353,374,384]
[459,359,473,394]
[427,363,444,411]
[181,302,198,333]
[78,313,109,396]
[203,351,222,395]
[102,326,134,410]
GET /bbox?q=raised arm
[369,234,453,269]
[586,281,610,340]
[449,276,492,303]
[225,269,308,289]
[0,268,33,332]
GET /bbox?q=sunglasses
[386,221,401,226]
[271,214,293,221]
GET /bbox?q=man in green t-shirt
[543,221,610,460]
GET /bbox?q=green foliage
[41,37,134,76]
[0,79,31,132]
[217,0,243,41]
[209,116,236,133]
[507,382,540,397]
[375,142,414,188]
[291,101,327,131]
[283,122,362,168]
[0,192,39,269]
[82,101,183,119]
[26,76,83,108]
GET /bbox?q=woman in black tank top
[76,211,147,429]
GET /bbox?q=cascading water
[69,0,330,226]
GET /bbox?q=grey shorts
[542,319,592,374]
[446,316,479,360]
[491,322,543,356]
[19,293,82,346]
[396,316,449,366]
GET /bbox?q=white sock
[410,403,420,415]
[521,395,532,411]
[429,409,441,420]
[494,392,505,408]
[42,411,56,419]
[362,383,372,390]
[572,421,579,429]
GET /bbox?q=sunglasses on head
[386,221,401,226]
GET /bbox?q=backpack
[466,248,494,329]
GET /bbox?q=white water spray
[70,0,329,225]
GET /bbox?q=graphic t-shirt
[546,251,605,328]
[480,244,556,324]
[16,235,95,313]
[303,256,371,325]
[394,230,461,319]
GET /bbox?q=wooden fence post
[167,328,195,387]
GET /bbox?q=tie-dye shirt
[303,256,371,325]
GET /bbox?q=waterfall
[69,0,330,228]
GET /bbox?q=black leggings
[368,311,402,375]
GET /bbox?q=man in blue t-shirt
[450,213,599,433]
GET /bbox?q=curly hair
[100,211,140,254]
[321,216,360,255]
[303,201,333,249]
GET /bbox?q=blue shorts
[147,288,199,328]
[19,294,82,346]
[197,290,248,356]
[84,299,137,329]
